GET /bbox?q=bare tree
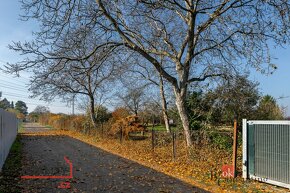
[24,32,121,128]
[128,56,171,132]
[117,86,147,116]
[7,0,290,146]
[32,105,50,114]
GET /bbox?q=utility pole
[232,119,238,178]
[72,95,75,115]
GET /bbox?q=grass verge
[0,136,23,193]
[151,125,177,131]
[45,125,54,129]
[18,122,25,133]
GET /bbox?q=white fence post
[0,108,18,172]
[242,119,248,180]
[0,111,3,172]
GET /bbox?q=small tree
[0,98,11,110]
[256,95,284,120]
[110,115,145,139]
[186,90,213,130]
[111,107,130,122]
[33,105,50,114]
[29,105,50,122]
[117,86,147,116]
[15,101,28,116]
[127,56,171,132]
[86,105,111,125]
[141,100,162,126]
[10,101,14,109]
[209,76,260,125]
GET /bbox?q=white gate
[243,119,290,189]
[0,108,18,171]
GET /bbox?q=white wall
[0,108,18,171]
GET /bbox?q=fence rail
[0,108,18,171]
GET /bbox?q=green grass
[0,136,23,193]
[45,125,54,129]
[18,122,24,133]
[151,125,178,131]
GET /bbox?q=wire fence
[38,114,238,162]
[115,126,234,160]
[0,108,18,171]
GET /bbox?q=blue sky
[0,1,74,114]
[250,46,290,116]
[0,1,290,115]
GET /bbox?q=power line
[0,78,29,88]
[0,87,35,97]
[0,87,68,104]
[2,93,29,98]
[4,95,70,108]
[2,93,39,102]
[0,79,28,86]
[0,84,28,92]
[24,102,69,108]
[0,93,46,103]
[0,73,30,82]
[0,82,29,91]
[1,91,69,106]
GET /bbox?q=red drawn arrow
[21,156,73,179]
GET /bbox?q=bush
[154,131,172,146]
[71,115,87,131]
[111,107,130,121]
[209,131,232,150]
[110,115,145,139]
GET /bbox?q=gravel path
[20,123,209,193]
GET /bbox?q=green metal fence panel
[244,120,290,188]
[254,124,290,183]
[248,123,255,175]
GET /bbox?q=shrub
[209,131,232,150]
[154,131,172,146]
[71,115,87,131]
[111,107,130,122]
[110,115,145,139]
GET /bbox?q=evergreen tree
[0,98,11,110]
[15,101,28,115]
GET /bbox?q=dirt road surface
[20,123,209,193]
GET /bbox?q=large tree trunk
[174,88,193,147]
[159,75,170,133]
[89,96,97,128]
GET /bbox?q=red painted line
[21,175,72,179]
[64,156,73,178]
[21,156,73,179]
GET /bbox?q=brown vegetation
[110,115,146,139]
